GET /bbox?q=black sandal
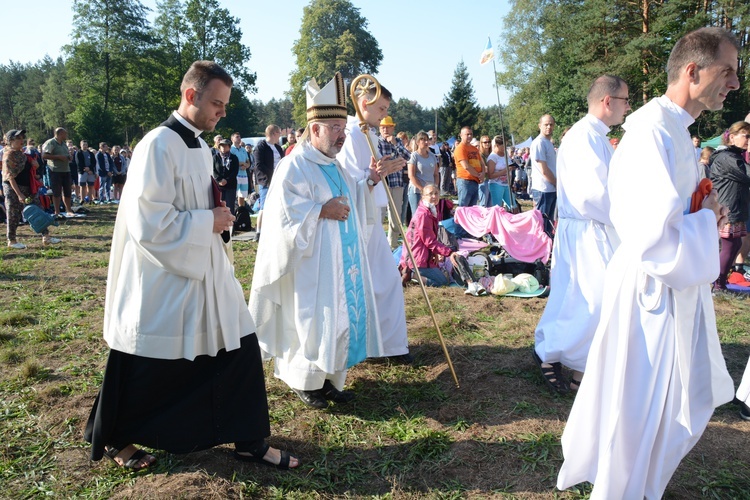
[532,349,568,394]
[234,441,298,470]
[104,446,155,471]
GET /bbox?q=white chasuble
[249,141,383,390]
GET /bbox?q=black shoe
[386,353,414,365]
[321,380,355,403]
[734,397,750,421]
[292,388,329,409]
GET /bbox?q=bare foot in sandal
[235,442,300,469]
[105,444,156,471]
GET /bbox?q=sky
[3,0,511,110]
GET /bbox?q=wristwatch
[367,177,378,187]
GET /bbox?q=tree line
[4,0,744,149]
[0,0,505,148]
[498,0,750,141]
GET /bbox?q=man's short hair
[364,84,392,101]
[587,75,627,106]
[231,132,241,139]
[265,125,280,136]
[99,142,108,149]
[180,61,233,94]
[55,127,66,137]
[666,27,739,84]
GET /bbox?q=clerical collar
[171,111,202,138]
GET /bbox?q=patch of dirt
[111,471,244,499]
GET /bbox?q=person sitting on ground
[400,184,487,295]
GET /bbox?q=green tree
[474,105,510,140]
[38,58,76,138]
[0,62,26,134]
[497,0,749,140]
[440,61,481,140]
[183,0,256,93]
[66,0,154,144]
[388,98,436,136]
[289,0,383,125]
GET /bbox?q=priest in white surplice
[249,73,384,410]
[533,75,629,393]
[85,61,298,471]
[337,82,412,363]
[557,28,739,499]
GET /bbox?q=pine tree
[289,0,382,125]
[440,61,481,140]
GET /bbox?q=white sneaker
[7,241,26,249]
[43,236,61,245]
[464,282,477,295]
[476,283,488,296]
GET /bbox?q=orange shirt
[453,142,482,182]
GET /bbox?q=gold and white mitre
[306,72,347,122]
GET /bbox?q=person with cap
[3,129,62,248]
[84,61,298,472]
[213,137,239,215]
[249,72,384,409]
[377,115,410,248]
[337,79,411,364]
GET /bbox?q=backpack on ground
[233,205,254,232]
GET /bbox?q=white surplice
[249,141,384,391]
[104,112,254,360]
[336,115,409,357]
[535,114,620,372]
[557,96,734,499]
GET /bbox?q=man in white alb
[249,73,384,409]
[557,27,738,499]
[533,75,630,393]
[337,81,412,363]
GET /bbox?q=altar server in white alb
[533,75,629,393]
[557,27,738,499]
[85,61,298,471]
[337,81,412,363]
[249,73,384,410]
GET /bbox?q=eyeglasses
[609,96,630,105]
[481,141,490,144]
[736,133,750,139]
[317,123,345,134]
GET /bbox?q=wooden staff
[349,74,459,388]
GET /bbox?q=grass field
[1,204,750,499]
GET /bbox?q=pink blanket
[453,206,552,263]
